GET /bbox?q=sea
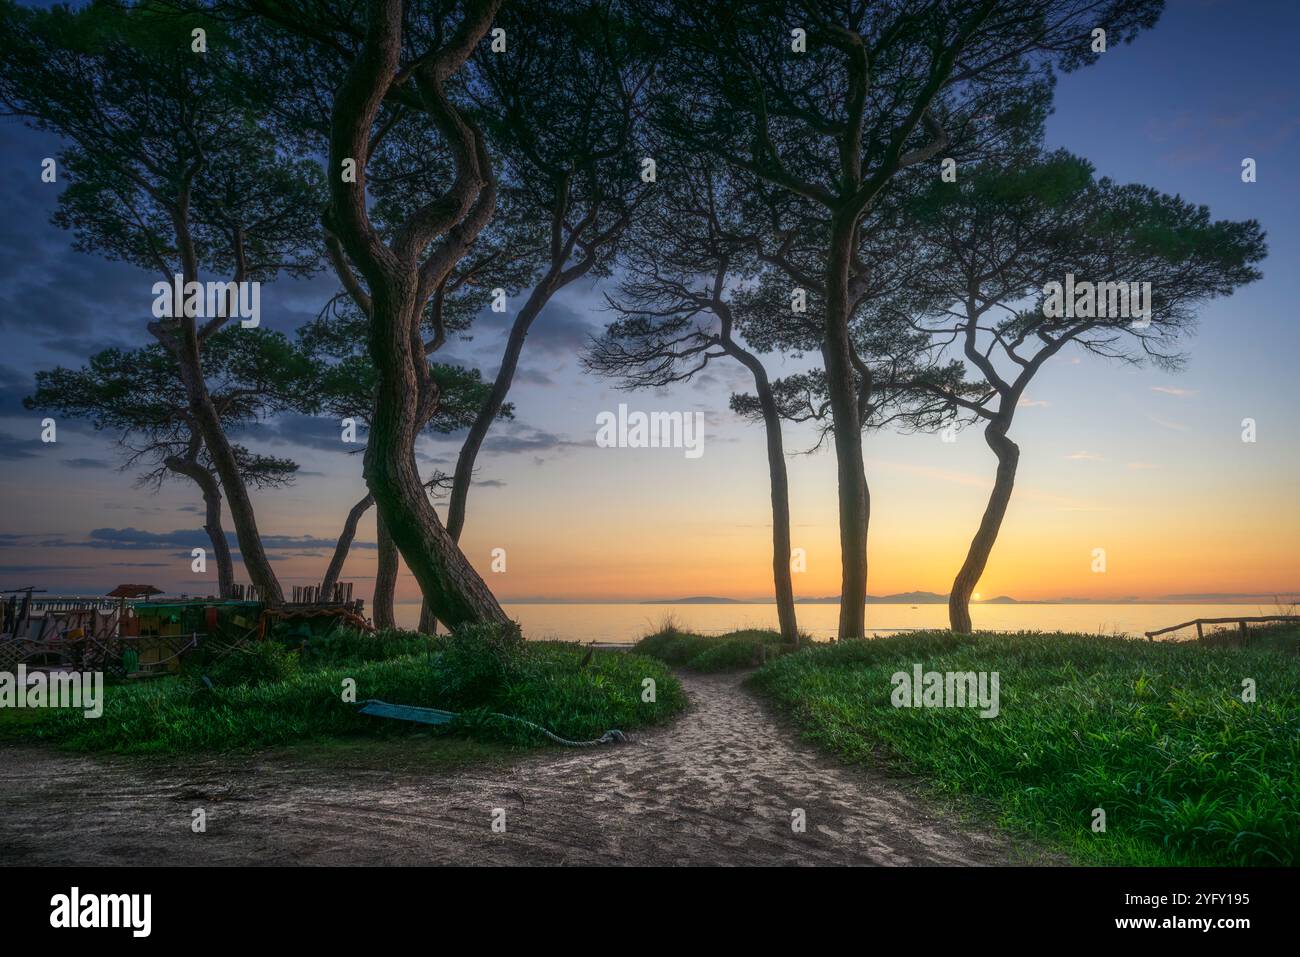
[392,601,1290,643]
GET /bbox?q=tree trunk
[949,424,1020,634]
[323,0,507,632]
[417,600,439,634]
[363,282,510,630]
[822,213,870,640]
[320,491,374,600]
[196,473,235,601]
[446,275,557,543]
[174,346,283,605]
[166,456,235,599]
[372,508,398,630]
[727,346,799,645]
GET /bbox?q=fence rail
[1144,614,1300,641]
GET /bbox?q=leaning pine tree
[238,0,513,628]
[887,149,1267,632]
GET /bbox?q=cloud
[62,457,111,470]
[1017,398,1050,408]
[0,431,41,460]
[0,364,35,417]
[512,367,555,387]
[480,425,583,455]
[233,414,362,453]
[1150,386,1196,398]
[1066,451,1104,461]
[1144,413,1189,433]
[28,527,376,554]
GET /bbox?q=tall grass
[750,630,1300,866]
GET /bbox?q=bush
[299,627,439,667]
[429,623,526,709]
[199,640,301,688]
[634,627,792,671]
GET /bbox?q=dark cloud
[0,364,35,417]
[481,426,582,455]
[0,430,42,460]
[0,563,92,574]
[62,457,111,469]
[29,527,375,553]
[234,414,364,453]
[506,299,602,359]
[512,367,555,387]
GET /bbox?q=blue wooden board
[358,699,457,725]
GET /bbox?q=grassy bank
[4,627,685,755]
[749,630,1300,866]
[634,625,792,671]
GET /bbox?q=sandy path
[0,670,1051,866]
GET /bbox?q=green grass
[634,625,793,671]
[5,627,686,756]
[749,630,1300,866]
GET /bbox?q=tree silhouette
[228,0,516,628]
[297,291,509,627]
[24,330,308,597]
[640,0,1164,638]
[0,0,323,604]
[586,162,803,643]
[885,149,1266,631]
[443,0,650,554]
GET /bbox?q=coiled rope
[356,698,628,748]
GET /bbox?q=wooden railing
[1144,615,1300,642]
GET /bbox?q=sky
[0,0,1297,606]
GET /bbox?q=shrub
[634,627,792,671]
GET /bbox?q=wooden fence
[1144,614,1300,642]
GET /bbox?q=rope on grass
[502,715,628,748]
[356,698,628,748]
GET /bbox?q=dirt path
[0,671,1051,866]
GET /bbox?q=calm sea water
[393,601,1283,643]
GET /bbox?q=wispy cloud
[1145,412,1189,433]
[1150,386,1196,398]
[1066,451,1104,461]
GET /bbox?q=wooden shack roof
[105,584,164,598]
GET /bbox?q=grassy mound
[634,626,792,671]
[749,630,1300,866]
[10,626,685,755]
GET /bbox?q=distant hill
[643,596,743,604]
[794,591,1003,605]
[871,591,950,604]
